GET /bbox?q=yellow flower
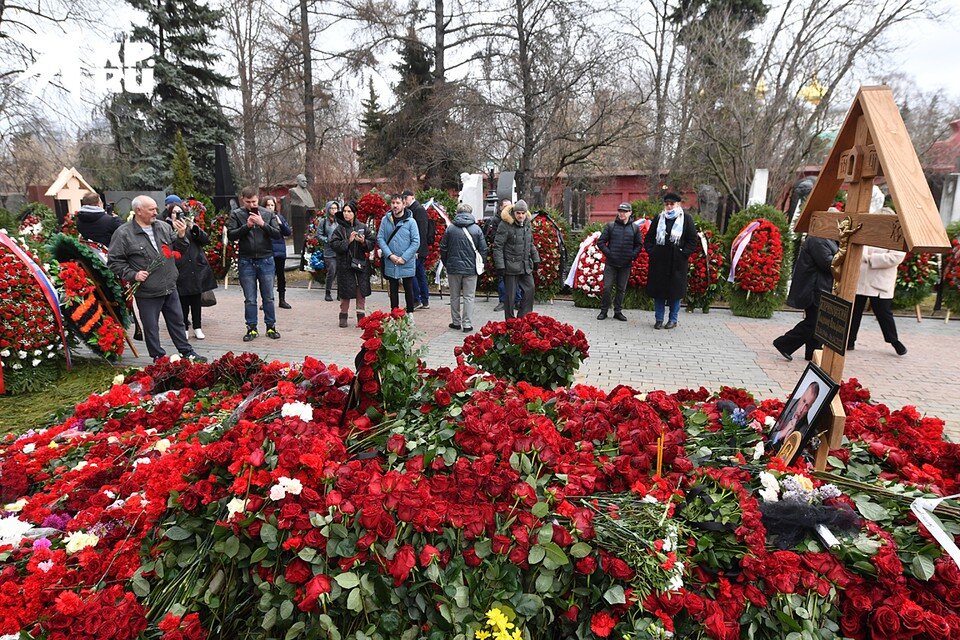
[486,608,511,632]
[475,631,491,640]
[794,474,814,492]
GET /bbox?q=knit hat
[617,202,632,212]
[662,192,682,204]
[457,203,473,214]
[514,199,529,212]
[164,195,182,206]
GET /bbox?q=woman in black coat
[162,206,217,340]
[773,235,838,361]
[329,202,375,328]
[644,192,698,329]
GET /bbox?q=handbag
[462,226,485,275]
[350,256,367,272]
[200,290,217,307]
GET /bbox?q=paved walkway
[125,285,960,441]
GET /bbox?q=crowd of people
[71,183,909,364]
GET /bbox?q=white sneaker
[193,328,205,340]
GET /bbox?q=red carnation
[590,611,617,637]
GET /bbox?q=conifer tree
[170,130,197,197]
[358,78,386,175]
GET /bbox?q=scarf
[656,208,684,245]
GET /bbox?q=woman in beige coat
[847,237,907,355]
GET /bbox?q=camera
[105,202,115,215]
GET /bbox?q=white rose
[226,497,246,518]
[22,443,36,454]
[32,359,41,367]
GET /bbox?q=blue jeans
[498,276,523,303]
[413,257,430,305]
[654,298,681,323]
[238,256,276,328]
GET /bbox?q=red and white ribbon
[727,220,762,283]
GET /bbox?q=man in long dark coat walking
[644,192,698,329]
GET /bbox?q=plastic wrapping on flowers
[892,251,939,309]
[722,205,791,319]
[0,236,63,393]
[685,219,725,313]
[942,222,960,315]
[572,223,651,310]
[3,318,960,640]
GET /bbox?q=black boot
[278,293,292,309]
[339,313,349,328]
[356,311,366,326]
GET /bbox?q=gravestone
[940,173,960,226]
[0,194,26,213]
[106,191,165,219]
[697,184,720,225]
[287,174,316,254]
[747,169,769,206]
[496,172,517,204]
[459,173,485,222]
[794,86,952,470]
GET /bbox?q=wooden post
[915,305,922,322]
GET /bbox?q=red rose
[419,545,440,567]
[563,605,579,622]
[297,573,331,612]
[868,606,901,640]
[388,544,416,585]
[575,556,597,574]
[590,611,617,638]
[284,558,313,584]
[871,547,902,580]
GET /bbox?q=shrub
[942,222,960,315]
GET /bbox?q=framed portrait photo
[769,363,839,465]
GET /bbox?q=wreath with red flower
[628,221,651,289]
[729,220,782,294]
[60,211,79,237]
[893,251,938,309]
[0,236,62,393]
[942,223,960,315]
[56,260,125,361]
[686,224,725,312]
[531,211,564,301]
[423,204,447,273]
[204,211,236,280]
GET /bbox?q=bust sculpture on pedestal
[286,174,315,254]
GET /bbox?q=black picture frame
[769,362,840,464]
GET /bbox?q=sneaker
[654,320,663,330]
[493,302,505,312]
[193,328,205,340]
[462,326,473,333]
[266,326,281,339]
[325,292,333,302]
[449,322,462,330]
[614,312,628,322]
[892,340,907,356]
[597,310,608,320]
[243,327,258,342]
[664,321,677,329]
[182,352,208,363]
[418,303,430,310]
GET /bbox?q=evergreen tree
[170,129,197,196]
[358,78,387,175]
[111,0,235,192]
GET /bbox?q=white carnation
[0,515,33,546]
[281,401,313,422]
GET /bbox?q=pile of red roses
[2,318,960,639]
[457,312,589,389]
[686,227,725,311]
[943,227,960,314]
[729,220,782,294]
[203,211,235,280]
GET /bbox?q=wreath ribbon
[0,232,72,377]
[727,220,762,283]
[565,231,601,288]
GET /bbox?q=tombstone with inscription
[794,86,951,470]
[106,191,165,219]
[286,174,315,254]
[697,184,720,225]
[940,173,960,226]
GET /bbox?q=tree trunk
[300,0,316,185]
[516,0,534,200]
[237,1,259,186]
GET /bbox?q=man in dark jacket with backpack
[403,189,432,309]
[440,203,487,332]
[596,202,642,321]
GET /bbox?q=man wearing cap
[402,189,431,310]
[493,199,539,319]
[596,203,642,321]
[644,192,698,329]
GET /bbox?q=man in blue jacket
[378,194,420,313]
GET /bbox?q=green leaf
[474,539,492,559]
[528,545,546,565]
[165,526,192,541]
[132,573,150,597]
[531,502,549,518]
[223,536,240,559]
[335,572,361,589]
[250,546,269,563]
[541,542,569,569]
[260,522,279,549]
[261,607,278,631]
[826,456,846,469]
[280,599,294,620]
[569,542,591,558]
[535,570,555,593]
[854,500,890,523]
[514,593,543,617]
[603,585,626,605]
[285,622,306,640]
[537,525,554,545]
[911,554,936,581]
[347,587,363,612]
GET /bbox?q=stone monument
[459,173,485,222]
[286,174,315,254]
[696,184,720,225]
[939,173,960,227]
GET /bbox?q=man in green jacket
[108,195,206,362]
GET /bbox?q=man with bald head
[108,195,206,362]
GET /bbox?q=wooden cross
[45,167,94,214]
[794,86,951,471]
